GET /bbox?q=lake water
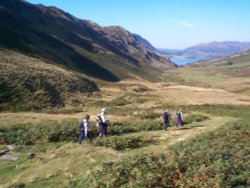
[170,56,210,65]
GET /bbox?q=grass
[76,106,250,188]
[93,135,158,150]
[0,104,249,187]
[1,52,250,187]
[1,93,249,187]
[0,50,98,111]
[162,51,250,96]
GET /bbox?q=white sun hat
[101,108,107,112]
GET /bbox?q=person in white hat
[97,108,108,137]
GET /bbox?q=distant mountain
[183,41,250,57]
[158,41,250,65]
[157,49,181,55]
[0,0,175,83]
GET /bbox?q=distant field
[164,52,250,96]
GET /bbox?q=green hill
[0,49,98,111]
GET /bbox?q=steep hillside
[0,0,174,82]
[0,49,98,111]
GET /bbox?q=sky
[26,0,250,49]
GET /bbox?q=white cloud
[169,18,196,29]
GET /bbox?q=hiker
[78,115,92,144]
[97,108,109,137]
[176,108,184,127]
[162,109,171,130]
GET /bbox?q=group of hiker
[162,108,184,130]
[78,107,184,144]
[78,108,108,144]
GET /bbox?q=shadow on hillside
[0,20,120,82]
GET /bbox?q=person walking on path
[78,115,92,144]
[176,108,184,128]
[162,109,171,130]
[97,108,109,137]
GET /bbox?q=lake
[170,56,210,65]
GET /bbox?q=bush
[227,61,234,65]
[93,135,158,150]
[109,121,163,135]
[74,154,176,188]
[184,114,209,124]
[76,120,250,187]
[137,112,161,120]
[169,121,250,187]
[1,120,78,145]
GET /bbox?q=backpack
[78,121,84,131]
[97,115,104,124]
[176,111,182,118]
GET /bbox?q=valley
[0,0,250,187]
[1,74,250,187]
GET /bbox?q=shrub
[109,121,163,135]
[76,120,250,187]
[1,120,78,145]
[184,114,209,124]
[74,154,176,188]
[93,135,158,150]
[137,111,161,120]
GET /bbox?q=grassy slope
[0,100,249,187]
[0,51,249,187]
[0,49,98,111]
[77,105,250,188]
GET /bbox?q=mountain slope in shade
[0,0,175,83]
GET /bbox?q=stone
[0,154,19,162]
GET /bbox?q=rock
[7,145,15,151]
[28,153,35,159]
[0,149,8,155]
[0,154,19,162]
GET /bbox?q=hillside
[0,49,98,111]
[0,0,175,83]
[0,80,249,187]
